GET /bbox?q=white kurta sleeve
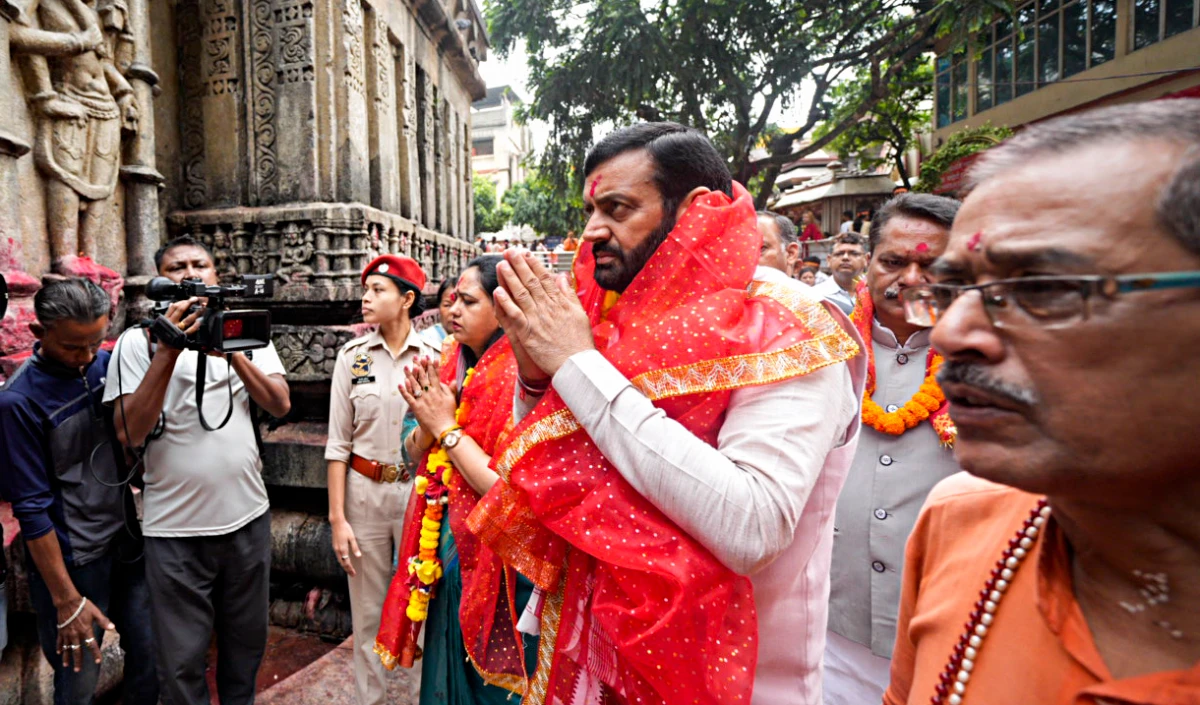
[553,349,857,576]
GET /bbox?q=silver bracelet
[57,597,88,630]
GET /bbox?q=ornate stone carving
[275,1,314,84]
[178,4,207,209]
[273,325,357,380]
[243,224,276,274]
[400,51,416,140]
[342,0,364,96]
[372,14,390,103]
[249,0,278,204]
[10,0,141,270]
[278,221,315,283]
[196,224,239,283]
[201,0,239,96]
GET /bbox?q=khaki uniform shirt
[828,319,961,658]
[325,327,437,472]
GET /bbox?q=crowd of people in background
[2,99,1198,705]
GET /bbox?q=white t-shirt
[103,329,285,537]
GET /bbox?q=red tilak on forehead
[915,242,930,253]
[967,231,983,252]
[589,175,602,198]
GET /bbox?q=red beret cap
[361,254,426,291]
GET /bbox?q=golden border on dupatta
[465,568,533,695]
[628,281,859,401]
[523,578,566,705]
[493,408,581,480]
[468,652,529,695]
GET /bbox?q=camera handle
[195,353,235,432]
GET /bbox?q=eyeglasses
[902,270,1200,329]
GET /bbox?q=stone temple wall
[0,0,488,687]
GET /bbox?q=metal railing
[485,249,575,273]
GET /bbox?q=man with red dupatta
[467,123,867,705]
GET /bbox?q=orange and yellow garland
[403,367,476,623]
[404,447,452,621]
[850,282,956,446]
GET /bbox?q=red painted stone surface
[194,633,420,705]
[1,242,125,382]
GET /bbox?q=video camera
[145,275,274,353]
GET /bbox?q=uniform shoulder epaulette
[339,334,372,356]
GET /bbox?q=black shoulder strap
[250,399,265,456]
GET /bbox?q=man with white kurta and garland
[466,122,867,705]
[884,100,1200,704]
[824,193,963,705]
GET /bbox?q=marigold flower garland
[405,447,452,621]
[860,353,947,436]
[403,367,476,623]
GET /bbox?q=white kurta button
[874,508,888,520]
[885,404,899,413]
[897,353,909,364]
[872,561,885,573]
[880,454,893,466]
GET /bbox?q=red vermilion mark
[589,175,602,198]
[915,242,930,254]
[967,231,983,252]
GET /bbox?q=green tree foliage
[914,123,1013,193]
[815,60,934,189]
[502,172,586,238]
[487,0,1014,207]
[473,174,512,233]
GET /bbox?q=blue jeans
[28,545,159,705]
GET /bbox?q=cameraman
[0,278,157,705]
[103,236,290,705]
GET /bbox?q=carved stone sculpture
[11,0,140,272]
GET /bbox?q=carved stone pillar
[271,0,318,203]
[337,0,370,203]
[418,68,434,227]
[0,1,30,244]
[397,47,420,223]
[122,0,164,277]
[464,119,473,240]
[367,13,400,212]
[456,111,466,240]
[194,0,246,207]
[433,93,446,232]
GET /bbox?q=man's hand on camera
[158,298,204,351]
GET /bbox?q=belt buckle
[380,464,400,483]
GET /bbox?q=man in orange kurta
[883,101,1200,705]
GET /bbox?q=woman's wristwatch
[438,425,464,449]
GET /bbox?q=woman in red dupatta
[376,255,537,703]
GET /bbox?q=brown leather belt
[350,454,410,484]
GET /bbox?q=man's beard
[592,215,676,293]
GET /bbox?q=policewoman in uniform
[326,255,439,705]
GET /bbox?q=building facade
[471,85,530,201]
[933,0,1200,143]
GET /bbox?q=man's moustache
[937,361,1040,408]
[591,243,623,262]
[884,286,902,300]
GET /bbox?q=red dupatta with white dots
[467,183,859,705]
